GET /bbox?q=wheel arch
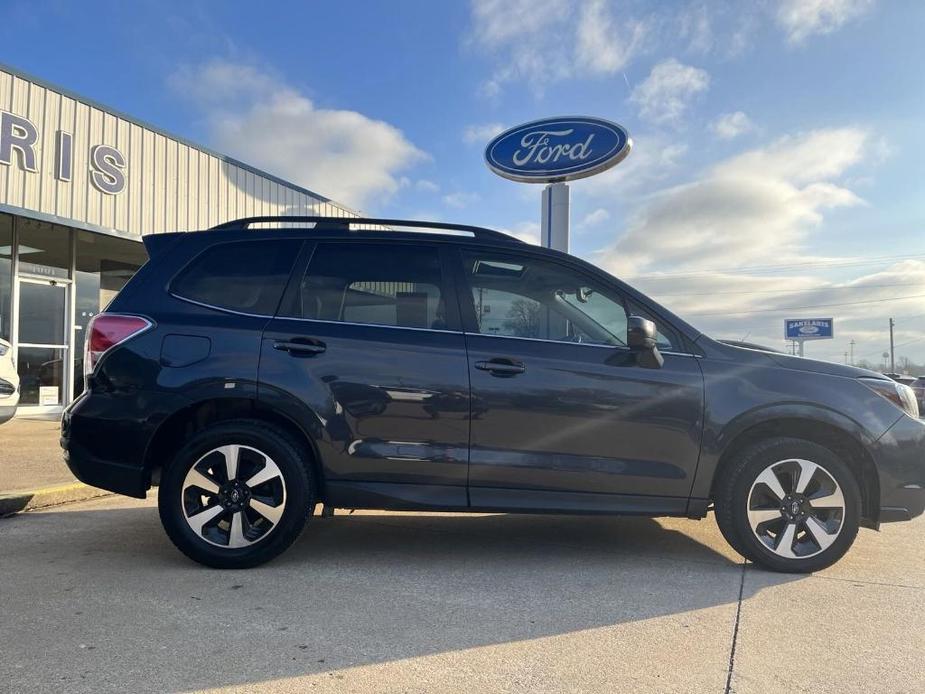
[710,416,881,527]
[143,396,326,500]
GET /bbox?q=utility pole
[844,351,848,365]
[889,318,895,373]
[849,339,855,366]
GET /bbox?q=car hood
[765,352,887,380]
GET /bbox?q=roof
[0,61,354,213]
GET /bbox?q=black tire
[714,437,861,573]
[158,420,315,569]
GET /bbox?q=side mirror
[627,315,664,369]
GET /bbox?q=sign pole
[541,182,570,252]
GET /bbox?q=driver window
[461,251,628,347]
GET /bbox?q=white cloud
[579,208,611,228]
[500,221,541,245]
[583,126,925,363]
[470,0,568,46]
[575,0,648,75]
[469,0,571,96]
[463,122,505,145]
[710,111,754,139]
[577,137,688,199]
[677,2,713,54]
[713,128,867,184]
[637,259,925,363]
[169,59,426,210]
[442,191,481,209]
[630,59,710,126]
[596,128,869,278]
[415,179,440,193]
[469,0,647,96]
[776,0,876,43]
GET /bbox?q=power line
[857,337,925,360]
[637,253,925,280]
[686,292,925,317]
[838,311,925,325]
[652,282,925,297]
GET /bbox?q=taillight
[84,314,152,380]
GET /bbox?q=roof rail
[209,215,523,244]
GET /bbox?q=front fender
[689,401,891,501]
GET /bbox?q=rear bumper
[872,415,925,523]
[62,440,148,498]
[60,393,151,499]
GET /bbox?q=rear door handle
[475,358,526,376]
[273,339,326,356]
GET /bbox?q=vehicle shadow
[0,504,802,693]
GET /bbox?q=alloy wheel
[180,444,287,549]
[746,458,846,559]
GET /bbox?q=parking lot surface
[1,493,922,693]
[0,418,76,494]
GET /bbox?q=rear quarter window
[171,239,302,315]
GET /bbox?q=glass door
[16,277,69,410]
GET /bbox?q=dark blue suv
[62,216,925,571]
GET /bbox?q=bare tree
[503,299,541,338]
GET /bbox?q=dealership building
[0,64,355,416]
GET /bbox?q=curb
[0,483,112,517]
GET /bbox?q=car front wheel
[158,420,314,569]
[715,437,861,573]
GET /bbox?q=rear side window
[171,240,302,315]
[284,243,447,330]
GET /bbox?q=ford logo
[799,326,820,335]
[485,116,632,183]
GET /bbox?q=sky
[2,0,925,366]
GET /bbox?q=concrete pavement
[0,417,108,516]
[1,494,922,693]
[0,417,76,494]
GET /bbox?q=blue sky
[2,0,925,364]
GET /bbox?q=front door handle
[273,339,326,356]
[475,358,526,376]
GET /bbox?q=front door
[259,240,471,509]
[16,277,70,412]
[454,247,705,514]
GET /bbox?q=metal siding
[215,157,225,227]
[113,118,133,229]
[198,152,210,229]
[86,107,104,227]
[101,110,119,229]
[0,72,10,203]
[187,148,199,231]
[165,137,177,231]
[128,123,143,232]
[72,101,90,221]
[176,144,188,231]
[8,77,29,209]
[56,95,76,219]
[38,87,57,214]
[0,67,357,238]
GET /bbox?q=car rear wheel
[715,437,861,573]
[158,420,314,568]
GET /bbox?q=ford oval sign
[485,116,631,183]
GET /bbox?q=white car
[0,338,19,425]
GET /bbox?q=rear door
[258,240,471,509]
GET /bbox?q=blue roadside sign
[785,318,834,340]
